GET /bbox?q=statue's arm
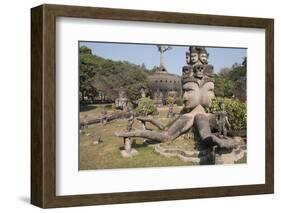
[115,115,193,142]
[115,130,171,142]
[137,117,166,130]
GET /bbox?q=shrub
[175,98,183,106]
[166,96,175,105]
[209,98,247,130]
[135,97,156,116]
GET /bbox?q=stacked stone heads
[182,46,214,87]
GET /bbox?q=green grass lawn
[79,105,196,170]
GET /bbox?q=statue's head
[182,46,214,110]
[199,49,209,64]
[187,46,209,66]
[190,52,199,65]
[219,100,225,110]
[193,65,204,79]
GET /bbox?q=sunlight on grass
[79,105,195,170]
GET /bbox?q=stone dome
[148,68,182,105]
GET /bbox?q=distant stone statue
[80,115,88,129]
[100,109,108,125]
[154,88,163,107]
[216,100,231,138]
[167,103,174,118]
[140,88,146,98]
[89,132,101,145]
[157,45,172,70]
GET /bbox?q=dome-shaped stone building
[148,67,182,106]
[148,45,182,106]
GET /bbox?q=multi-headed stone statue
[116,46,236,149]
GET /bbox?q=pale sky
[80,41,246,75]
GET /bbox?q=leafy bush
[175,98,183,106]
[135,97,156,115]
[166,96,175,105]
[209,98,247,130]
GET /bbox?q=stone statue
[116,47,236,149]
[157,45,172,70]
[199,48,209,64]
[189,47,200,65]
[167,103,174,118]
[216,100,231,138]
[89,132,101,145]
[100,108,108,125]
[140,88,146,98]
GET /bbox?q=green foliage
[79,46,150,104]
[80,45,92,54]
[209,98,247,130]
[80,47,98,103]
[175,98,183,106]
[135,97,157,115]
[215,58,247,100]
[214,74,235,97]
[167,96,175,105]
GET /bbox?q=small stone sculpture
[167,103,174,118]
[89,132,101,145]
[120,137,138,157]
[124,137,132,153]
[80,115,88,129]
[140,88,146,98]
[100,109,108,125]
[216,100,231,138]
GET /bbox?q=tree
[214,58,247,100]
[79,46,97,103]
[79,46,150,105]
[135,97,157,116]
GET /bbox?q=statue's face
[194,65,204,79]
[182,82,215,109]
[201,82,215,108]
[199,53,208,64]
[182,82,201,109]
[190,53,199,64]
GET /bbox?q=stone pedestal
[120,137,138,158]
[213,145,246,164]
[154,136,246,165]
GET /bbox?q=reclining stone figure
[115,46,236,149]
